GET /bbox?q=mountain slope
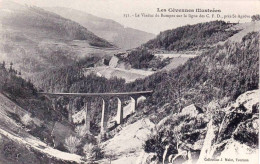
[0,1,117,78]
[0,93,83,163]
[138,89,259,164]
[0,1,113,46]
[126,29,259,120]
[0,63,84,163]
[45,7,155,50]
[115,21,242,70]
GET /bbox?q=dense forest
[0,61,36,99]
[144,21,238,51]
[121,48,170,69]
[34,57,126,93]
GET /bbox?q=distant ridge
[0,1,113,48]
[0,0,118,77]
[45,7,156,50]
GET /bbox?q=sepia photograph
[0,0,259,163]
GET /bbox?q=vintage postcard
[0,0,259,163]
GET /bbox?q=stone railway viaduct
[39,91,153,137]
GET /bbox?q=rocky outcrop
[216,111,252,143]
[181,104,203,116]
[197,90,259,163]
[109,56,119,68]
[101,90,258,164]
[232,89,259,113]
[233,116,259,148]
[102,118,155,164]
[170,151,189,164]
[136,151,159,164]
[141,103,207,164]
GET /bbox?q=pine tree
[2,61,5,69]
[9,62,13,73]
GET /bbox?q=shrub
[64,136,81,153]
[143,131,166,160]
[75,125,88,137]
[251,15,260,22]
[144,112,209,161]
[21,114,33,126]
[83,143,104,161]
[83,143,95,161]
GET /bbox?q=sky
[8,0,260,34]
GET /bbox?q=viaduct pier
[39,91,153,137]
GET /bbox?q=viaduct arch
[39,91,153,138]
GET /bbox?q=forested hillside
[0,61,85,163]
[0,61,72,147]
[127,31,259,121]
[34,59,126,93]
[121,21,240,69]
[144,21,238,51]
[134,31,259,163]
[122,48,170,69]
[0,61,36,100]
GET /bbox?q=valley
[84,66,154,83]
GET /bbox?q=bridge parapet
[38,90,153,98]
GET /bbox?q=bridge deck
[38,90,153,97]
